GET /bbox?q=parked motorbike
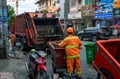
[25,49,49,79]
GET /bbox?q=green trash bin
[84,43,97,64]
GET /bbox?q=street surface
[0,41,97,79]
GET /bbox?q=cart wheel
[52,63,56,73]
[97,68,113,79]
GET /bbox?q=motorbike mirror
[37,51,47,57]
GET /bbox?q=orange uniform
[58,34,82,76]
[10,33,16,48]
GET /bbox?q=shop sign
[93,0,113,19]
[0,16,8,21]
[81,4,94,17]
[113,8,120,17]
[0,7,2,16]
[94,12,113,19]
[0,16,4,21]
[3,9,7,16]
[68,12,82,19]
[0,8,7,17]
[0,0,6,7]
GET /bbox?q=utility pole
[16,0,18,15]
[0,0,8,58]
[7,0,24,15]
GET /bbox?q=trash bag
[60,72,77,79]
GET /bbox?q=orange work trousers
[67,57,81,76]
[11,41,15,48]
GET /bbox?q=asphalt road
[0,41,97,79]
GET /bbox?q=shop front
[68,12,84,31]
[0,0,8,58]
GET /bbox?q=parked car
[78,27,112,41]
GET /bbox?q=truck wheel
[22,43,29,51]
[92,36,97,42]
[97,68,113,79]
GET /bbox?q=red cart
[92,39,120,79]
[48,41,67,73]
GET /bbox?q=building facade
[35,0,116,31]
[68,0,84,31]
[81,4,95,28]
[36,0,56,13]
[55,0,69,29]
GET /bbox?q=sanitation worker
[10,32,16,50]
[54,27,82,79]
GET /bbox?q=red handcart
[48,41,67,73]
[92,39,120,79]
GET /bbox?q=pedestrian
[10,32,16,50]
[112,27,118,38]
[54,27,83,79]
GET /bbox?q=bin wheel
[97,68,113,79]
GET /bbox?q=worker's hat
[66,27,74,33]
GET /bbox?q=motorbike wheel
[36,70,49,79]
[97,68,113,79]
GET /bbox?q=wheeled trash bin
[84,43,97,64]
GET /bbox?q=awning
[35,0,43,4]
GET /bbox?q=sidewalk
[0,53,28,79]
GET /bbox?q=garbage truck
[10,12,64,52]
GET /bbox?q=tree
[7,5,16,29]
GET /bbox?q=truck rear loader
[10,12,64,52]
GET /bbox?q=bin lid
[84,43,95,47]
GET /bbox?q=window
[46,0,48,5]
[56,0,60,3]
[70,0,76,7]
[50,0,51,6]
[78,0,82,4]
[85,0,92,5]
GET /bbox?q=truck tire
[20,36,30,51]
[79,34,83,40]
[92,36,97,42]
[22,43,28,51]
[97,68,113,79]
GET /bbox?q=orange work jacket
[58,34,82,58]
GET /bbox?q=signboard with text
[81,4,95,17]
[93,0,114,19]
[113,8,120,18]
[95,12,113,19]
